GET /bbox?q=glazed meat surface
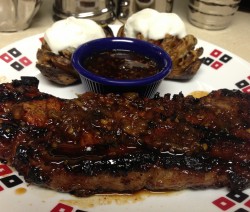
[0,77,249,196]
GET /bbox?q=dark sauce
[83,49,161,80]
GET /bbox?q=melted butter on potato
[188,91,209,98]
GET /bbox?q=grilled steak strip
[0,78,249,196]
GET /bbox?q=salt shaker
[187,0,241,30]
[0,0,43,32]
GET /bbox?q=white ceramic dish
[0,27,249,212]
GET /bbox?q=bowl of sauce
[72,37,172,97]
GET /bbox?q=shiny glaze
[83,50,160,80]
[0,78,249,195]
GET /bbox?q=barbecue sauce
[83,50,161,80]
[15,187,27,195]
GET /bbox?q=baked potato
[117,25,204,80]
[36,25,114,86]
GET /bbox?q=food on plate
[0,77,249,196]
[83,49,161,80]
[71,37,172,97]
[189,90,209,98]
[117,8,204,80]
[36,17,113,85]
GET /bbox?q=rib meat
[0,77,249,196]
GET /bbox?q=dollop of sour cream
[44,17,106,54]
[124,8,186,40]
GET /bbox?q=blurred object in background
[117,0,174,22]
[0,0,43,32]
[239,0,250,12]
[53,0,116,24]
[188,0,241,30]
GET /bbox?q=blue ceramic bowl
[72,37,172,98]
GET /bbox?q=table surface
[0,0,249,62]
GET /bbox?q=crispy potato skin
[36,26,114,85]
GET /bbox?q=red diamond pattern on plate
[0,164,12,177]
[50,203,74,212]
[242,86,250,93]
[212,197,236,211]
[211,61,223,70]
[0,53,13,63]
[19,56,32,66]
[210,49,222,58]
[39,37,44,42]
[244,199,250,208]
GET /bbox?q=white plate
[0,29,250,212]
